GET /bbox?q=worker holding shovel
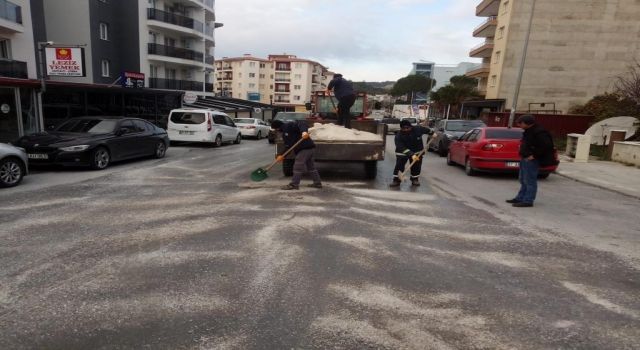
[270,119,322,190]
[390,120,434,187]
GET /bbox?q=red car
[447,127,558,178]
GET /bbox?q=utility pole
[508,0,537,128]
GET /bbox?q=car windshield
[234,119,255,124]
[485,129,523,139]
[445,121,485,132]
[170,112,206,125]
[403,118,417,123]
[56,119,118,133]
[275,113,308,121]
[382,118,400,124]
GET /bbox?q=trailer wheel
[364,161,377,179]
[283,159,294,177]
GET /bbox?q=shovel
[250,136,306,182]
[398,133,438,182]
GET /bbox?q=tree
[390,74,436,99]
[569,93,640,123]
[429,75,480,118]
[615,59,640,106]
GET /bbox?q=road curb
[555,171,640,200]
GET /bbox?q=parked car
[267,112,311,143]
[167,109,241,146]
[447,127,559,177]
[13,116,169,170]
[0,143,28,187]
[429,119,486,156]
[234,118,271,139]
[380,117,401,134]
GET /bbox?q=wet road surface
[1,137,639,349]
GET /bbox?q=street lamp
[508,0,537,128]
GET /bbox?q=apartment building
[41,0,219,94]
[215,54,327,111]
[0,0,41,142]
[467,0,640,114]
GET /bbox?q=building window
[498,26,505,39]
[502,0,509,14]
[238,72,242,78]
[249,73,256,78]
[238,83,242,88]
[166,68,176,79]
[149,64,158,78]
[294,85,301,90]
[0,39,11,59]
[101,59,110,77]
[494,51,501,64]
[294,74,302,79]
[99,23,109,40]
[295,63,302,69]
[249,83,256,88]
[259,74,265,79]
[269,85,273,89]
[260,63,265,68]
[249,62,256,67]
[294,95,301,101]
[490,75,497,87]
[259,84,265,89]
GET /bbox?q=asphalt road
[1,136,639,349]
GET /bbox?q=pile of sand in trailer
[308,123,382,142]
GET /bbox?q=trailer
[276,91,386,179]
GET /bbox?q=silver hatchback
[0,143,28,188]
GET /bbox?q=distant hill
[351,81,395,95]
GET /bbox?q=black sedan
[14,117,169,170]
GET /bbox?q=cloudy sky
[215,0,482,82]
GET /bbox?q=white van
[167,109,242,146]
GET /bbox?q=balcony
[466,64,490,78]
[148,43,203,63]
[204,83,213,92]
[205,55,214,65]
[469,40,494,58]
[274,99,290,103]
[274,90,290,94]
[275,66,291,71]
[147,8,204,34]
[149,77,204,91]
[274,78,291,82]
[0,59,27,79]
[476,0,499,17]
[473,16,497,37]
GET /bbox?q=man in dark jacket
[326,74,356,129]
[390,120,433,187]
[271,119,322,190]
[507,114,556,207]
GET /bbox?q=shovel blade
[250,168,268,182]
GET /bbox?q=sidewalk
[556,155,640,199]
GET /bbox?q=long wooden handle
[398,133,438,181]
[264,136,307,172]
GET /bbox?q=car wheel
[256,131,262,139]
[446,152,455,166]
[0,157,25,188]
[91,147,110,170]
[234,134,242,144]
[464,158,476,176]
[538,172,550,179]
[438,142,447,157]
[268,138,275,144]
[364,161,377,179]
[214,134,222,147]
[154,141,166,159]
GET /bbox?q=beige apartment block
[468,0,640,114]
[215,54,327,111]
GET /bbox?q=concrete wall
[495,0,640,114]
[42,0,92,83]
[612,141,640,167]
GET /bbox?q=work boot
[389,177,401,187]
[281,184,299,190]
[307,183,323,189]
[505,198,521,204]
[411,178,420,186]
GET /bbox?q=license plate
[28,153,49,160]
[179,130,194,135]
[506,161,519,167]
